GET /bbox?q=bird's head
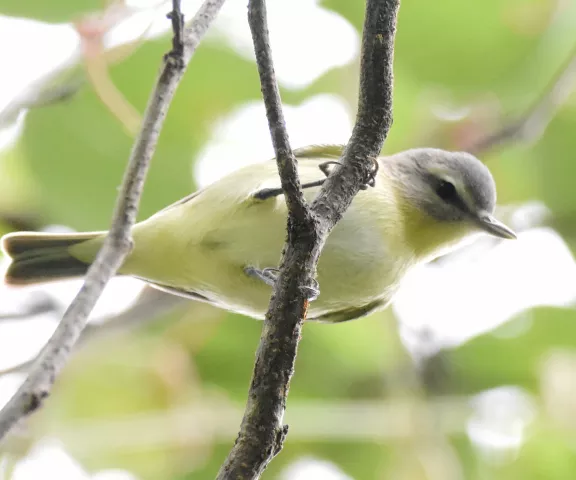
[385,148,516,258]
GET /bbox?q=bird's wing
[292,144,345,159]
[312,297,389,323]
[153,189,204,217]
[154,145,347,216]
[139,277,389,324]
[138,278,216,305]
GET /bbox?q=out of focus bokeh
[1,0,576,479]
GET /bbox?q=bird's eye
[435,180,457,201]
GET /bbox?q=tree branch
[247,2,309,222]
[216,0,399,478]
[0,0,227,444]
[468,43,576,155]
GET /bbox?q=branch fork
[216,0,399,478]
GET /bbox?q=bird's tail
[1,232,103,285]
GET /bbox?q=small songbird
[1,146,516,323]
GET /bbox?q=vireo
[1,145,516,322]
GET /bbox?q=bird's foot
[244,266,320,301]
[363,157,379,189]
[318,160,341,177]
[300,278,320,301]
[317,158,379,190]
[244,266,279,287]
[253,158,378,201]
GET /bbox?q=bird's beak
[475,212,517,240]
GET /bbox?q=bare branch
[217,0,399,477]
[0,0,226,444]
[468,44,576,155]
[247,2,309,221]
[312,0,396,224]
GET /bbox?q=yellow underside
[71,155,475,320]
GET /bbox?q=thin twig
[469,43,576,155]
[312,0,396,224]
[0,0,227,444]
[216,0,399,478]
[167,0,185,63]
[248,1,309,221]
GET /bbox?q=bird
[1,145,516,323]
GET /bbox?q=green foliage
[2,0,576,479]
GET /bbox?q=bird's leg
[252,158,379,200]
[319,159,379,190]
[252,180,325,201]
[244,266,279,287]
[318,161,341,177]
[244,266,320,301]
[301,278,320,301]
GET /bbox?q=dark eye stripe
[434,179,470,214]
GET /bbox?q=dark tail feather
[2,232,98,285]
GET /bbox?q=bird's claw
[300,278,320,301]
[244,266,320,301]
[261,267,280,285]
[318,158,378,190]
[244,266,278,287]
[358,158,379,190]
[318,161,342,178]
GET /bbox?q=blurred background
[0,0,576,479]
